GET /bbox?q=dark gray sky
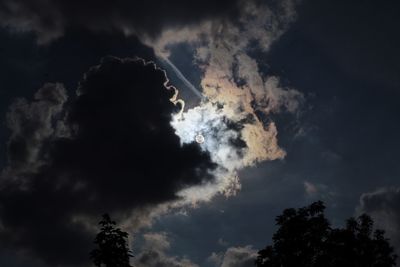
[0,0,400,266]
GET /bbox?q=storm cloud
[0,57,215,266]
[0,2,304,265]
[0,0,243,43]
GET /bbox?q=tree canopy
[90,214,133,267]
[256,201,397,267]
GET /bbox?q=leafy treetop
[90,214,133,267]
[256,201,397,267]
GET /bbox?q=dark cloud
[358,187,400,263]
[0,0,243,43]
[0,57,215,266]
[4,83,67,178]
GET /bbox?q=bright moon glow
[195,133,205,144]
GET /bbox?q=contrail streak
[160,57,205,100]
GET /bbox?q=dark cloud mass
[0,0,242,43]
[0,57,215,266]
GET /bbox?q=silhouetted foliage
[256,201,397,267]
[90,214,133,267]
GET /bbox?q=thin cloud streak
[161,57,205,100]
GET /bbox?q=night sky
[0,1,400,267]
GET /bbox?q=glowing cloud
[146,0,304,203]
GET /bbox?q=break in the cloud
[357,187,400,262]
[0,57,216,266]
[151,0,304,199]
[208,246,257,267]
[135,233,258,267]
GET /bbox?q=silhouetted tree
[90,214,133,267]
[256,201,397,267]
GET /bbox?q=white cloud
[303,180,335,201]
[135,232,198,267]
[209,246,257,267]
[304,181,319,196]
